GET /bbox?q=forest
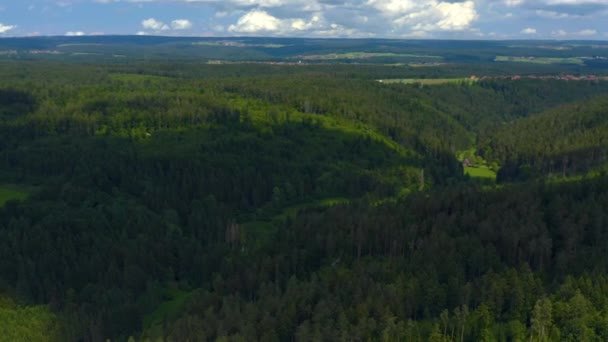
[0,53,608,341]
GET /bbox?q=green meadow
[495,56,584,65]
[379,78,476,85]
[464,166,497,180]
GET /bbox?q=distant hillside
[479,95,608,181]
[2,36,608,68]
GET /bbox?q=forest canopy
[0,57,607,341]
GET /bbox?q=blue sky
[0,0,606,39]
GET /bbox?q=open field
[379,78,476,85]
[300,52,443,60]
[495,56,584,65]
[0,185,29,207]
[465,166,497,180]
[192,41,288,48]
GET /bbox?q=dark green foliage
[1,58,608,341]
[480,95,608,181]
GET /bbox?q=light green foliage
[0,185,29,207]
[0,296,62,342]
[464,166,497,180]
[142,288,193,330]
[530,298,553,341]
[379,78,475,85]
[299,52,443,60]
[495,56,584,65]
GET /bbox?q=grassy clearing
[0,185,30,207]
[300,52,443,60]
[378,78,476,85]
[193,41,287,48]
[495,56,584,65]
[465,166,497,180]
[457,147,498,181]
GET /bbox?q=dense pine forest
[1,55,608,342]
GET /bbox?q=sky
[0,0,606,39]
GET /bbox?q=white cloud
[551,28,598,37]
[504,0,524,6]
[552,29,567,36]
[545,0,606,4]
[171,19,192,30]
[368,0,478,32]
[0,23,15,34]
[141,18,193,32]
[142,18,169,31]
[136,31,147,35]
[535,10,573,19]
[577,29,597,36]
[59,0,608,39]
[367,0,417,16]
[229,10,282,33]
[227,10,362,36]
[520,27,537,34]
[65,31,86,36]
[501,0,607,5]
[434,1,478,31]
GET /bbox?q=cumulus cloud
[142,18,169,31]
[101,0,481,35]
[0,23,15,34]
[520,27,537,34]
[65,31,86,36]
[140,18,194,33]
[229,10,281,32]
[93,0,608,38]
[228,9,323,34]
[369,0,478,32]
[171,19,192,30]
[434,2,478,31]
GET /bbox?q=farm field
[495,55,584,65]
[378,78,475,85]
[299,52,443,60]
